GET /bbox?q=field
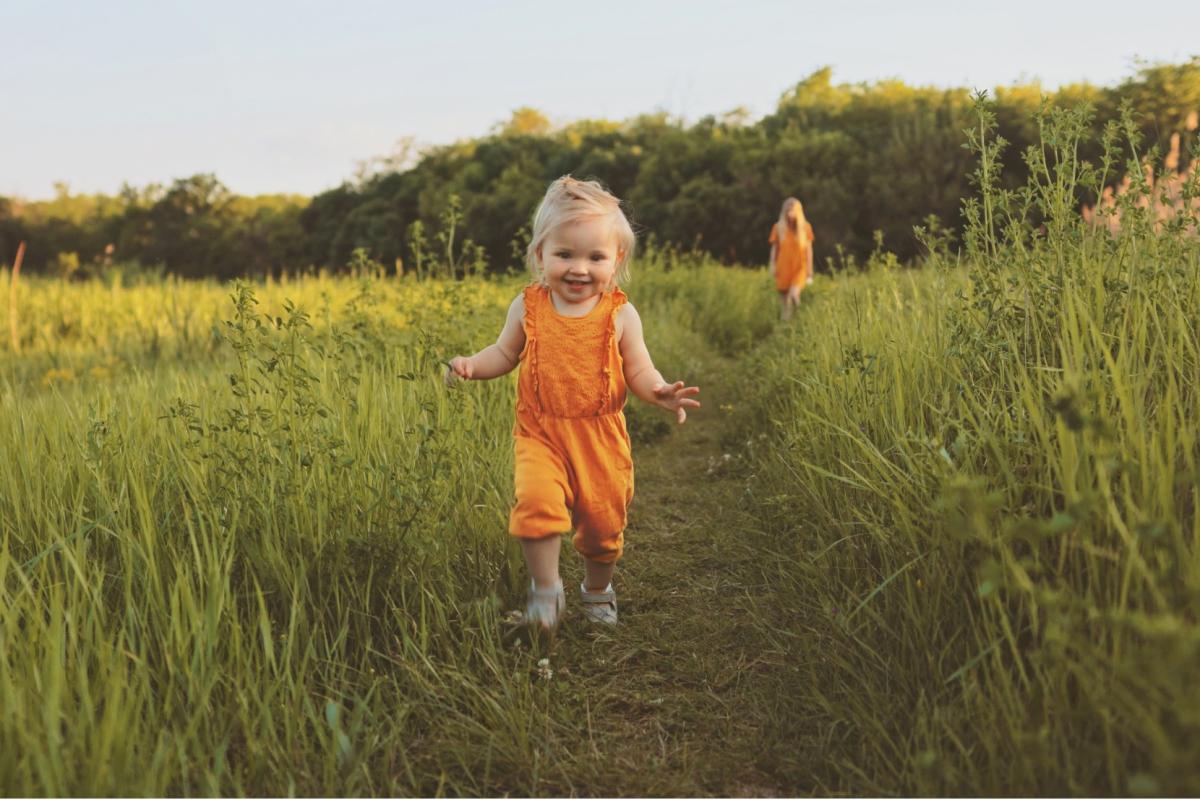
[1,109,1199,795]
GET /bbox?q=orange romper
[508,284,634,564]
[769,222,815,291]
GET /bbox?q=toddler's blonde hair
[526,176,635,286]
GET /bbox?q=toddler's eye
[591,253,607,261]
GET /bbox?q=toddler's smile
[539,217,620,314]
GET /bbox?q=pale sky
[2,0,1197,200]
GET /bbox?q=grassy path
[523,339,816,796]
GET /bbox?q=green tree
[498,107,553,137]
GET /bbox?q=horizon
[3,0,1197,202]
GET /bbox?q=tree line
[3,60,1197,279]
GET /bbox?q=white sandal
[525,580,565,632]
[580,583,618,625]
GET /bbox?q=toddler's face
[539,218,620,306]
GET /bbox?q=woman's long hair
[776,197,811,247]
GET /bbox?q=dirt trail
[542,350,809,796]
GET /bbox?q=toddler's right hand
[444,356,473,388]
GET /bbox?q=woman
[768,197,815,321]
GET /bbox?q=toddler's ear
[613,249,626,280]
[534,245,548,284]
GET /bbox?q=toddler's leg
[580,555,619,625]
[511,435,573,592]
[521,535,562,590]
[567,429,631,624]
[510,435,573,631]
[583,557,615,592]
[521,535,565,631]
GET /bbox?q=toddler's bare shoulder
[498,294,528,342]
[615,301,641,339]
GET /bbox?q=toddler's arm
[445,295,526,386]
[618,304,700,424]
[769,243,778,279]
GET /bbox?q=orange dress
[508,284,634,564]
[769,222,815,291]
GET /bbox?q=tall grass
[0,273,534,793]
[731,99,1200,794]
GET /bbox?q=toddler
[446,176,699,631]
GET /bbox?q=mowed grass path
[520,338,818,797]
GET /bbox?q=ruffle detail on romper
[521,283,542,414]
[601,287,628,415]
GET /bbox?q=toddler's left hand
[652,381,701,424]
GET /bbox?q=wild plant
[405,219,429,279]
